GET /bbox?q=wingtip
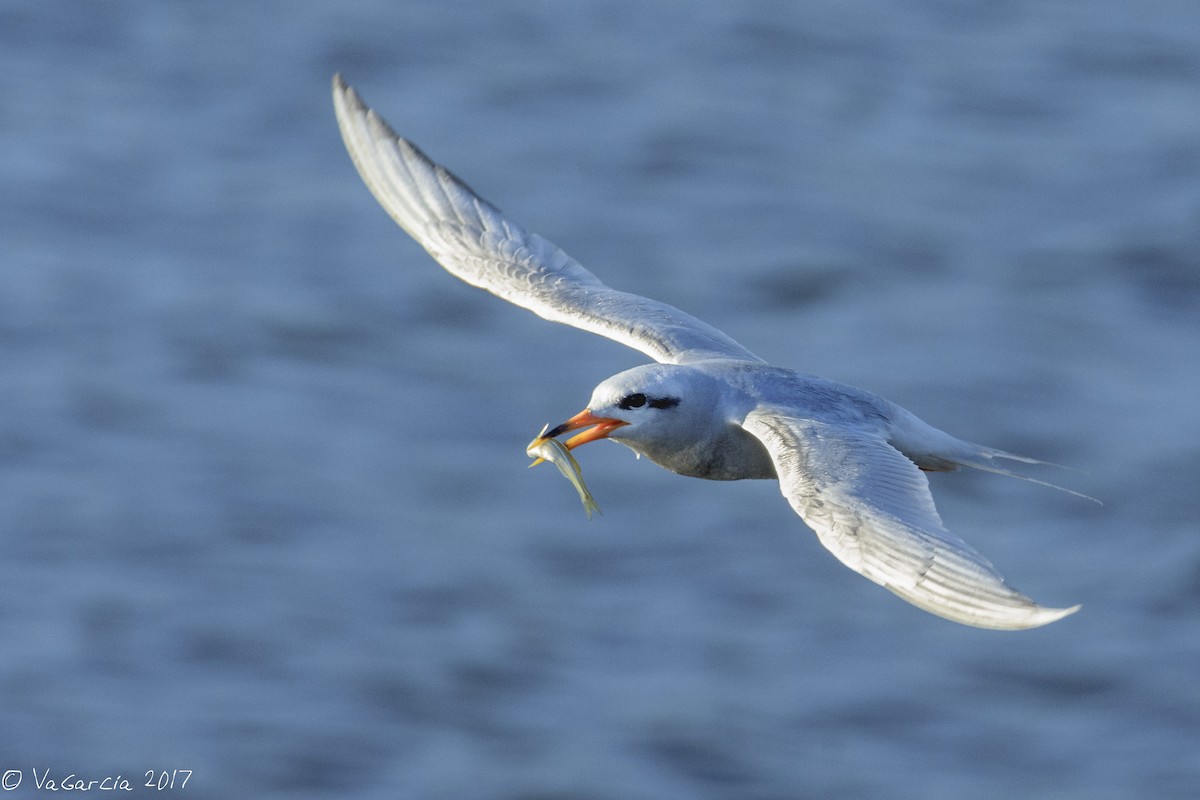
[888,584,1082,631]
[1029,602,1082,627]
[975,601,1082,631]
[332,72,356,104]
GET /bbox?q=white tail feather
[957,448,1101,505]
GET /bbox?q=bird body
[332,74,1085,630]
[587,361,892,480]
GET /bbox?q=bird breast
[635,423,777,481]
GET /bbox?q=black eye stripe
[617,393,679,410]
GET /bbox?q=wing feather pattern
[742,409,1079,630]
[333,75,761,366]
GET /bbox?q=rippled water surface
[2,2,1199,798]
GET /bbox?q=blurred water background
[2,1,1199,798]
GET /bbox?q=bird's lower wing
[742,409,1079,630]
[332,75,761,367]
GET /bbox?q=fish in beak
[527,409,628,466]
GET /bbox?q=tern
[332,74,1086,630]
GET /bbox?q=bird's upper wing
[741,408,1079,630]
[332,75,762,366]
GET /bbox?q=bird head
[532,364,713,456]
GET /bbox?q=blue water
[2,2,1199,798]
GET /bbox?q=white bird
[332,74,1085,630]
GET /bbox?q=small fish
[527,425,601,519]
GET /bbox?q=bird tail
[886,404,1099,503]
[947,445,1101,505]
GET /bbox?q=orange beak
[528,409,628,465]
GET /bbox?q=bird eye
[618,393,647,410]
[617,393,679,410]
